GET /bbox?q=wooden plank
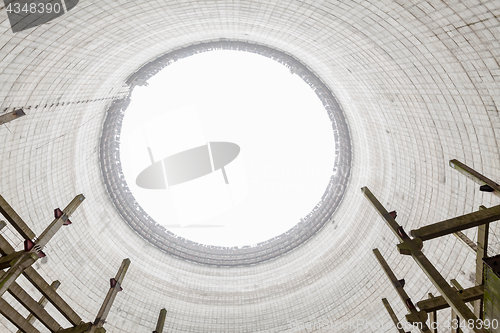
[0,250,25,270]
[0,196,84,297]
[373,249,430,332]
[361,187,402,240]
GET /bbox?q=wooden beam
[0,229,15,254]
[8,281,62,332]
[0,195,85,297]
[0,250,26,270]
[373,250,412,308]
[453,231,477,253]
[0,194,36,240]
[381,298,406,333]
[373,249,430,332]
[55,322,92,333]
[449,159,500,198]
[23,267,83,326]
[0,232,82,326]
[0,109,26,125]
[17,280,61,333]
[0,297,40,333]
[410,204,500,241]
[92,258,131,329]
[0,252,38,297]
[361,187,402,240]
[417,285,484,312]
[35,194,85,250]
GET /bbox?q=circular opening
[120,50,335,247]
[100,41,351,266]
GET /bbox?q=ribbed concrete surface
[0,1,499,332]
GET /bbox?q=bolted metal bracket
[55,208,72,225]
[110,278,123,292]
[480,185,494,192]
[405,309,428,326]
[397,238,423,256]
[24,239,34,252]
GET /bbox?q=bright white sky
[120,50,335,247]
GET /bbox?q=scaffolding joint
[397,238,423,256]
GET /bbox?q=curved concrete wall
[0,1,499,332]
